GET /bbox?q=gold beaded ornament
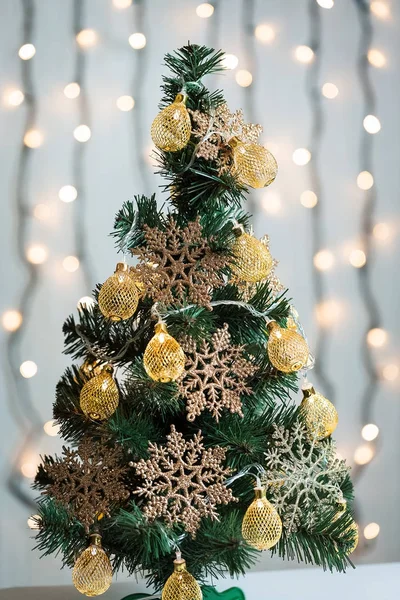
[267,321,309,373]
[72,534,113,597]
[80,366,119,421]
[162,556,202,600]
[300,384,338,440]
[230,223,273,283]
[98,263,139,322]
[228,137,278,189]
[151,93,192,152]
[143,321,185,383]
[242,487,282,550]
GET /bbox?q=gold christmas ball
[151,93,191,152]
[300,385,338,440]
[80,367,119,421]
[162,558,202,600]
[267,321,309,373]
[98,263,139,322]
[242,487,282,550]
[143,322,185,383]
[72,535,112,597]
[229,137,278,189]
[231,228,273,283]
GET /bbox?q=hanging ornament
[300,383,338,440]
[80,359,105,380]
[242,486,282,550]
[266,321,309,373]
[151,93,192,152]
[143,321,185,382]
[80,366,119,421]
[228,137,278,188]
[98,263,139,322]
[162,554,202,600]
[72,534,113,597]
[230,223,273,283]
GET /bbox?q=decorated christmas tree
[33,45,357,598]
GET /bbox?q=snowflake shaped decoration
[42,436,130,532]
[133,425,235,536]
[263,421,349,533]
[132,217,228,309]
[178,323,257,422]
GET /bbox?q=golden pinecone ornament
[267,321,309,373]
[162,556,202,600]
[80,366,119,420]
[98,263,139,322]
[72,534,112,597]
[229,137,278,188]
[231,224,273,283]
[151,93,191,152]
[242,487,282,550]
[143,321,185,382]
[300,384,338,440]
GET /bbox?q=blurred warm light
[315,300,343,328]
[367,327,388,348]
[300,190,318,208]
[370,1,390,19]
[196,3,214,18]
[294,45,314,63]
[373,222,390,241]
[292,148,311,165]
[21,462,37,478]
[364,522,380,540]
[2,310,23,332]
[255,24,275,43]
[44,419,60,437]
[27,515,41,530]
[322,82,339,99]
[76,29,98,48]
[112,0,132,7]
[349,249,367,268]
[357,170,374,190]
[129,33,146,49]
[116,95,135,111]
[33,203,50,220]
[64,82,80,99]
[235,70,253,87]
[5,89,25,107]
[73,125,91,142]
[26,244,48,265]
[354,444,374,465]
[59,185,78,203]
[19,43,36,60]
[382,363,399,382]
[362,423,379,441]
[261,192,281,215]
[77,296,96,310]
[313,249,334,271]
[63,255,80,273]
[221,54,239,70]
[20,360,38,379]
[316,0,334,7]
[363,114,381,134]
[24,129,43,149]
[368,48,386,68]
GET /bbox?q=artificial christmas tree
[33,45,356,598]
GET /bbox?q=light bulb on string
[62,256,80,273]
[20,360,38,379]
[26,244,48,265]
[370,1,390,20]
[27,515,41,530]
[316,0,334,8]
[116,95,135,111]
[73,125,91,142]
[64,82,80,99]
[24,129,43,149]
[196,3,214,18]
[294,45,314,63]
[235,70,253,87]
[19,43,36,60]
[2,310,23,332]
[361,423,379,442]
[221,54,238,70]
[382,363,399,382]
[373,222,391,242]
[262,191,281,215]
[349,249,366,268]
[368,49,386,68]
[59,185,78,203]
[292,148,311,165]
[76,29,98,48]
[354,444,374,465]
[5,89,25,107]
[129,32,146,49]
[367,327,387,348]
[363,115,381,134]
[33,204,50,220]
[300,190,318,208]
[44,420,60,437]
[254,24,275,44]
[357,171,374,190]
[112,0,132,8]
[315,299,343,328]
[364,522,380,540]
[322,82,339,99]
[313,249,334,271]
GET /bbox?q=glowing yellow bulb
[24,129,43,149]
[21,463,37,478]
[363,114,381,134]
[382,363,399,381]
[357,171,374,190]
[317,0,334,7]
[295,45,314,64]
[116,95,135,111]
[73,125,91,142]
[373,222,390,241]
[43,419,60,437]
[77,296,96,310]
[255,24,275,44]
[313,249,334,271]
[20,360,38,379]
[364,522,380,540]
[235,70,253,87]
[354,444,374,465]
[19,43,36,60]
[2,310,23,332]
[221,54,239,70]
[5,89,25,107]
[361,423,379,442]
[33,204,50,220]
[370,1,390,20]
[59,185,78,203]
[112,0,132,7]
[196,3,214,18]
[76,29,98,48]
[300,190,318,208]
[315,300,343,328]
[367,327,387,348]
[27,515,41,530]
[262,192,281,215]
[292,148,311,165]
[368,48,386,68]
[64,82,80,99]
[129,32,146,49]
[322,82,339,99]
[26,244,48,265]
[349,249,367,268]
[63,255,80,273]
